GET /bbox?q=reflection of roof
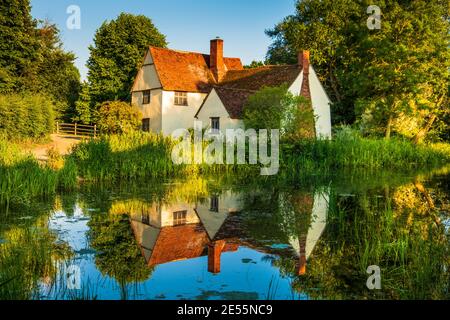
[148,224,210,266]
[130,216,239,268]
[290,191,328,260]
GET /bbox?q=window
[210,117,220,130]
[142,118,150,132]
[142,90,151,105]
[173,210,187,226]
[174,92,188,106]
[141,213,150,225]
[210,196,219,212]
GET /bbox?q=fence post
[56,122,59,134]
[94,125,97,138]
[74,123,77,136]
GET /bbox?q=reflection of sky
[43,206,302,300]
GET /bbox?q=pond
[0,168,449,300]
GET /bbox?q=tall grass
[0,139,77,210]
[70,131,450,183]
[69,131,257,182]
[0,222,72,300]
[282,133,450,171]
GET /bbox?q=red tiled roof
[220,65,300,91]
[141,46,304,120]
[148,224,210,267]
[149,47,243,93]
[213,87,256,119]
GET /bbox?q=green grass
[0,139,77,210]
[1,131,450,209]
[282,135,450,171]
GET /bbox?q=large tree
[348,1,450,140]
[76,13,167,124]
[266,0,450,141]
[0,0,39,92]
[0,0,80,121]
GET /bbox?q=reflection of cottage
[129,192,242,274]
[131,38,332,138]
[289,191,329,275]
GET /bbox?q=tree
[0,0,39,92]
[77,13,167,123]
[349,1,450,140]
[242,85,315,140]
[97,101,142,134]
[266,0,450,141]
[244,60,266,69]
[266,0,361,125]
[0,0,80,121]
[34,22,80,121]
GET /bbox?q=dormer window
[174,92,188,106]
[142,90,151,105]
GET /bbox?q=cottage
[131,38,332,138]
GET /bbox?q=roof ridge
[214,86,257,93]
[149,46,241,60]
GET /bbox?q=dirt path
[29,134,82,162]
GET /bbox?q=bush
[97,101,142,134]
[243,85,315,140]
[0,94,55,141]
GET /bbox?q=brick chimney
[208,240,226,274]
[298,50,311,100]
[210,38,226,82]
[297,235,307,276]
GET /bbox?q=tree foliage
[97,101,142,135]
[266,0,450,141]
[0,93,55,140]
[243,85,315,140]
[76,13,167,123]
[0,0,80,122]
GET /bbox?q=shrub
[0,94,55,141]
[243,85,315,140]
[97,101,142,134]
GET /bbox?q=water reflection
[0,170,448,300]
[127,189,328,277]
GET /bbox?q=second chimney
[298,50,311,100]
[210,38,225,82]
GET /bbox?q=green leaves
[97,101,143,135]
[242,85,315,140]
[78,13,167,124]
[266,0,450,141]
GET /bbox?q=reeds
[0,139,77,210]
[282,134,450,171]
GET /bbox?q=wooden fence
[55,122,97,138]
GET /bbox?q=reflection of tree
[275,188,449,300]
[0,215,72,300]
[87,213,153,295]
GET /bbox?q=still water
[1,169,449,300]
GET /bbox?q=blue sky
[30,0,296,81]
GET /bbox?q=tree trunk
[385,114,393,139]
[414,114,437,145]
